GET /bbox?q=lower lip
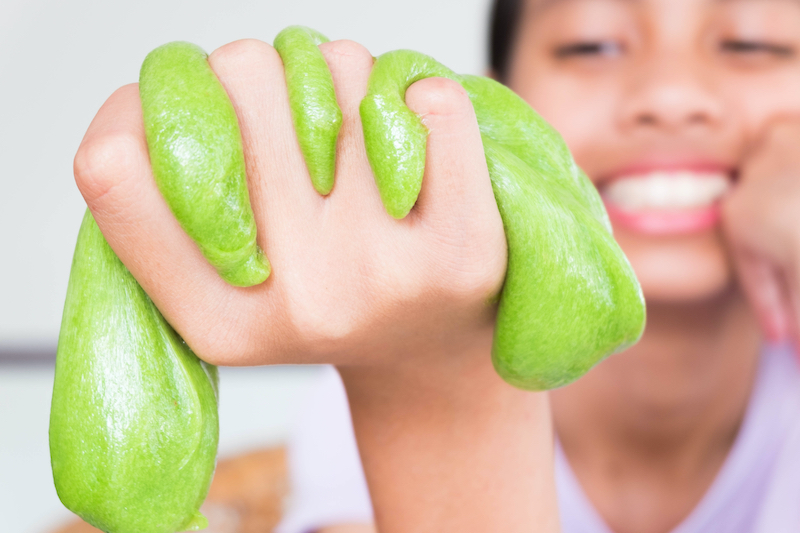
[602,201,721,235]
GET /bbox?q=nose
[618,52,726,134]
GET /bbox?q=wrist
[338,346,560,533]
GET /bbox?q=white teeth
[603,172,731,211]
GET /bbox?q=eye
[554,41,625,59]
[720,40,794,57]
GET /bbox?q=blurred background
[0,0,491,531]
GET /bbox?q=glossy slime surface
[139,41,270,287]
[50,211,218,533]
[50,26,645,533]
[275,26,342,195]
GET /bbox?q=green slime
[50,211,218,533]
[275,26,342,195]
[139,41,270,287]
[50,26,646,533]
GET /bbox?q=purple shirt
[277,343,800,533]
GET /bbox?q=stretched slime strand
[274,26,343,196]
[360,50,458,218]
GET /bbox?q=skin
[360,47,645,389]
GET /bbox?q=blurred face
[508,0,800,302]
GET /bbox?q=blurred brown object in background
[49,447,288,533]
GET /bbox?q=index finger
[73,84,254,360]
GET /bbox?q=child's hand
[73,38,506,369]
[73,39,557,533]
[723,118,800,345]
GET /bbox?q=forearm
[339,342,560,533]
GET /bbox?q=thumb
[405,77,499,228]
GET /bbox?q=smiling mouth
[599,170,733,235]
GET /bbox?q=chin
[614,228,733,303]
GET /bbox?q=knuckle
[443,257,505,303]
[288,299,357,354]
[186,310,253,367]
[189,335,234,367]
[319,39,374,73]
[283,269,392,356]
[407,77,471,117]
[425,234,506,303]
[73,132,140,205]
[209,38,281,74]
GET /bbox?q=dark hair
[490,0,525,82]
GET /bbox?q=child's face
[508,0,800,303]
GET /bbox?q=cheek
[726,71,800,137]
[517,76,617,167]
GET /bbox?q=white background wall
[0,0,492,348]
